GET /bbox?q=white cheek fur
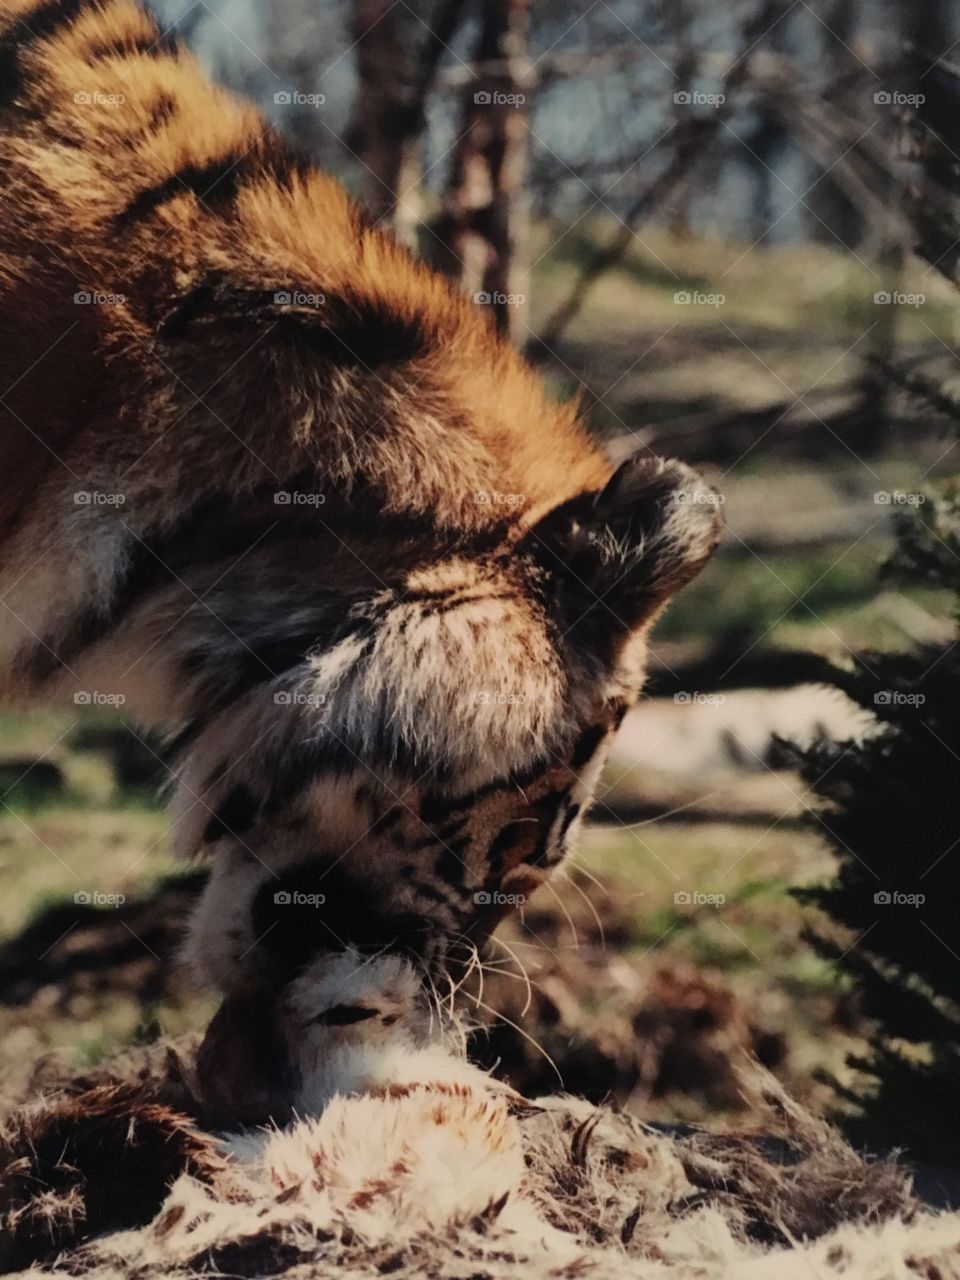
[180,855,267,990]
[280,949,467,1115]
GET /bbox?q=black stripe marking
[413,592,521,620]
[289,295,432,368]
[609,701,629,731]
[156,279,226,339]
[202,783,260,844]
[39,485,446,686]
[409,880,450,907]
[407,816,467,849]
[0,0,87,106]
[84,28,179,62]
[140,91,177,138]
[181,625,353,690]
[434,833,471,862]
[259,729,442,819]
[116,151,259,226]
[419,791,472,825]
[487,822,535,878]
[570,724,607,769]
[158,280,434,370]
[483,790,573,877]
[369,806,404,835]
[435,845,470,886]
[313,1004,378,1027]
[557,801,581,843]
[204,758,231,792]
[407,830,445,852]
[526,790,569,867]
[419,759,553,826]
[116,142,312,228]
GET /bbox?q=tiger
[0,0,723,1122]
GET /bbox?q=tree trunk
[431,0,531,340]
[805,0,863,249]
[349,0,423,249]
[857,0,950,444]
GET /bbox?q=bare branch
[534,0,792,351]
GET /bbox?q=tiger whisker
[464,992,563,1088]
[614,789,725,827]
[441,932,485,1011]
[474,962,529,982]
[486,934,534,1018]
[556,866,606,950]
[542,877,580,950]
[411,953,445,1039]
[565,858,610,896]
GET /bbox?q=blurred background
[3,0,960,1164]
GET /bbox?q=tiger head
[180,454,722,1123]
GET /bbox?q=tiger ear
[530,454,723,636]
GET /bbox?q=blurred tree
[906,6,960,289]
[804,0,863,250]
[430,0,531,338]
[793,493,960,1164]
[795,54,960,1164]
[536,0,787,351]
[349,0,423,246]
[662,0,698,239]
[909,0,950,73]
[348,0,467,247]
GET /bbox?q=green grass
[581,820,834,970]
[657,534,955,658]
[529,220,960,346]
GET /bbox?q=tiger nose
[195,986,298,1127]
